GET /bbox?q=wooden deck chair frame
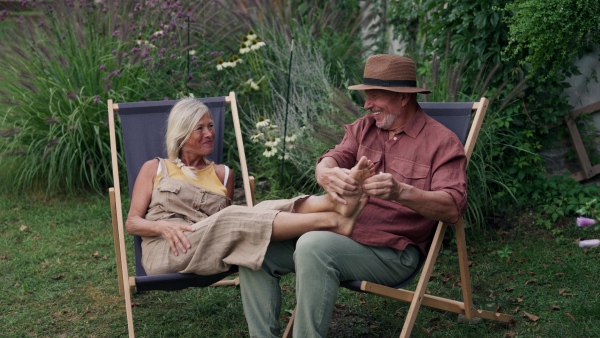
[108,92,254,338]
[284,97,513,338]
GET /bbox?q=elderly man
[239,54,468,337]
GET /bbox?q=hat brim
[348,84,431,94]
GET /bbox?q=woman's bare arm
[125,159,195,255]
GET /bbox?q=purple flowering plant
[575,198,600,248]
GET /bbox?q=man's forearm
[315,157,339,184]
[396,185,460,224]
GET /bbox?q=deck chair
[284,97,514,337]
[108,92,254,338]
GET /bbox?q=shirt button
[393,137,397,141]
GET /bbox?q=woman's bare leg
[270,195,369,241]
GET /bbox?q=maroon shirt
[318,107,468,255]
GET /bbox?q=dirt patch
[328,306,382,338]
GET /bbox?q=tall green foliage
[0,0,371,196]
[0,0,243,194]
[242,26,360,196]
[504,0,600,78]
[205,0,368,196]
[387,0,600,225]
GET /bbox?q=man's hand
[363,172,460,223]
[362,172,405,202]
[316,162,360,204]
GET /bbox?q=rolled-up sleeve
[431,139,468,221]
[317,121,363,169]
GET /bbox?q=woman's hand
[157,220,196,256]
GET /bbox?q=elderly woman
[126,99,372,276]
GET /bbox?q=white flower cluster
[175,92,195,99]
[245,76,265,91]
[216,55,243,71]
[251,117,300,158]
[239,31,267,54]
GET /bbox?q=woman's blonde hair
[165,98,212,179]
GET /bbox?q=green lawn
[1,193,599,337]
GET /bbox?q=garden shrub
[387,0,600,227]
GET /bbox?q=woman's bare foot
[332,194,370,236]
[335,156,374,217]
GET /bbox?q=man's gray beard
[376,113,399,130]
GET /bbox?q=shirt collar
[386,106,426,139]
[403,106,427,139]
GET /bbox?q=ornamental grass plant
[0,0,242,195]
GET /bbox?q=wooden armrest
[249,176,256,206]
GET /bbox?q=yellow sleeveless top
[154,159,227,196]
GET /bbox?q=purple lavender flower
[187,73,193,80]
[579,239,600,247]
[113,69,120,76]
[21,0,28,7]
[99,64,106,70]
[164,97,169,100]
[170,54,177,59]
[576,216,596,227]
[66,91,78,100]
[45,117,59,124]
[160,48,166,53]
[112,30,119,37]
[141,49,149,58]
[93,95,100,104]
[112,50,117,55]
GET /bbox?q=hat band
[363,78,417,87]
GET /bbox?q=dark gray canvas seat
[108,92,253,337]
[284,98,514,338]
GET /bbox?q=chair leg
[282,307,296,338]
[108,189,136,337]
[400,222,447,338]
[454,220,475,318]
[109,188,125,296]
[125,290,135,338]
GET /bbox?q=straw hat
[348,54,431,94]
